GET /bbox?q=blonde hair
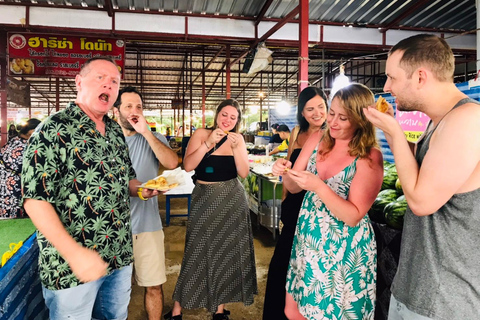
[320,83,378,159]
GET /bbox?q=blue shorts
[42,265,132,320]
[388,294,434,320]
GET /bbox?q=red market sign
[7,33,126,78]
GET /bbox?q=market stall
[243,155,283,239]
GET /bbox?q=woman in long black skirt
[165,99,257,320]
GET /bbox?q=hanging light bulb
[330,64,350,101]
[276,100,291,115]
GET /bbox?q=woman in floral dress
[0,118,41,219]
[273,83,384,320]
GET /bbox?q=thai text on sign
[7,33,125,78]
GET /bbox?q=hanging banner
[396,110,430,142]
[7,33,125,78]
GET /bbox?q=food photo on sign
[10,58,35,75]
[7,32,126,78]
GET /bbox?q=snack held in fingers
[376,96,389,113]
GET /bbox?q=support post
[56,78,60,111]
[202,48,206,127]
[226,44,231,99]
[477,0,480,72]
[0,31,7,147]
[298,0,309,93]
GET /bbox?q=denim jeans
[388,294,434,320]
[42,264,132,320]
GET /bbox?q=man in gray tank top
[364,34,480,319]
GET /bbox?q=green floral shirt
[22,102,136,290]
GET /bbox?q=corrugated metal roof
[2,0,478,115]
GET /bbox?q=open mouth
[130,115,139,124]
[99,93,109,103]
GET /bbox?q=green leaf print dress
[286,145,377,320]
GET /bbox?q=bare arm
[272,131,321,194]
[127,113,178,169]
[285,126,299,161]
[288,149,384,227]
[365,104,480,216]
[268,146,281,156]
[281,126,299,199]
[24,198,108,282]
[183,128,226,172]
[142,131,178,169]
[228,133,249,178]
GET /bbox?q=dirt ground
[128,196,277,320]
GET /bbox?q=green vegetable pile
[368,161,407,230]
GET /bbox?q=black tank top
[280,148,306,229]
[195,155,237,182]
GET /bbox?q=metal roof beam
[28,82,57,105]
[104,0,114,17]
[230,4,300,67]
[192,46,225,84]
[380,0,432,33]
[175,53,188,99]
[255,0,274,26]
[205,61,227,99]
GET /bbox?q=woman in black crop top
[166,99,257,320]
[263,87,328,320]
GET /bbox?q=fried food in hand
[376,96,389,113]
[144,179,158,188]
[144,176,176,190]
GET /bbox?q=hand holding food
[208,128,228,145]
[227,132,242,149]
[272,158,292,176]
[127,113,150,134]
[144,176,178,191]
[376,96,389,113]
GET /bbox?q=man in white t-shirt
[114,86,178,320]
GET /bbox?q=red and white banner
[7,33,126,78]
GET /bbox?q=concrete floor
[128,195,277,320]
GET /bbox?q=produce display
[244,173,259,198]
[368,161,407,230]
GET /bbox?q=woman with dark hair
[8,123,17,140]
[268,123,283,151]
[273,83,383,319]
[263,87,328,319]
[0,118,41,219]
[166,99,257,320]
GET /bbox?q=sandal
[164,310,183,320]
[212,309,230,320]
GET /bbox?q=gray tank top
[391,98,480,319]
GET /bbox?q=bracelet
[204,141,211,149]
[137,187,148,201]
